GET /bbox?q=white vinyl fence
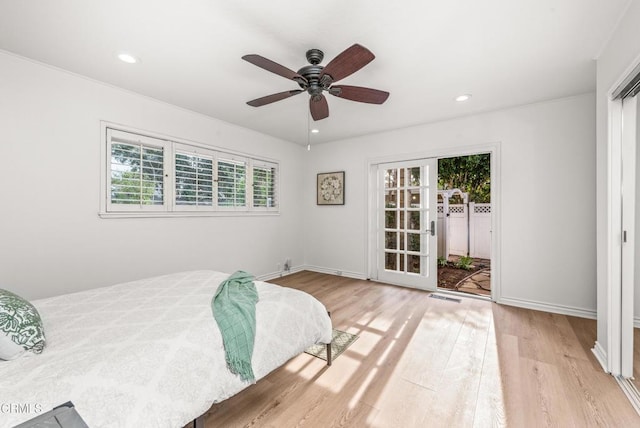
[437,202,491,259]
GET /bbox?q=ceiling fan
[242,44,389,121]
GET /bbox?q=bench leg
[194,415,205,428]
[326,310,332,366]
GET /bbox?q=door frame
[366,142,501,301]
[599,55,640,377]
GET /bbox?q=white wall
[595,0,640,359]
[0,52,306,300]
[304,93,597,315]
[0,46,601,320]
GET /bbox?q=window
[103,127,279,216]
[253,163,277,208]
[107,129,169,212]
[175,152,214,207]
[217,158,246,208]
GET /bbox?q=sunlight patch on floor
[376,339,397,366]
[348,330,381,356]
[349,367,378,409]
[315,355,361,393]
[367,314,395,332]
[393,317,409,339]
[369,301,507,427]
[355,311,376,327]
[472,317,506,427]
[284,353,326,379]
[368,378,436,427]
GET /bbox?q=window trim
[99,122,280,218]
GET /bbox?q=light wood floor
[198,271,640,427]
[632,328,640,392]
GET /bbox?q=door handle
[425,220,435,236]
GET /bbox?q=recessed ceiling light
[311,129,320,134]
[455,94,472,102]
[117,52,139,64]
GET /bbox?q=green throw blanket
[212,270,259,382]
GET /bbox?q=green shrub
[456,255,473,270]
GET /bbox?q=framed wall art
[317,171,345,205]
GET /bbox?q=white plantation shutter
[175,152,214,207]
[217,158,246,208]
[107,129,167,211]
[252,162,277,209]
[103,127,279,215]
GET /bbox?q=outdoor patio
[438,255,491,297]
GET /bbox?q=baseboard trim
[257,266,305,282]
[258,265,366,282]
[592,341,609,373]
[497,296,596,320]
[634,317,640,329]
[300,265,367,281]
[264,269,599,323]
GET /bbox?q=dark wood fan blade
[330,85,389,104]
[310,95,329,121]
[247,90,304,107]
[242,54,307,84]
[320,44,375,84]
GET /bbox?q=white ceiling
[0,0,631,144]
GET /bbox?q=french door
[377,159,438,290]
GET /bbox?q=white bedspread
[0,271,332,427]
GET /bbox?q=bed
[0,270,333,427]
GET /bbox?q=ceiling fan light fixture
[117,52,139,64]
[455,94,472,102]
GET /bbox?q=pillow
[0,289,45,360]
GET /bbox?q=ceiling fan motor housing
[297,65,323,94]
[298,49,331,96]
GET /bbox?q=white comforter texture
[0,271,332,427]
